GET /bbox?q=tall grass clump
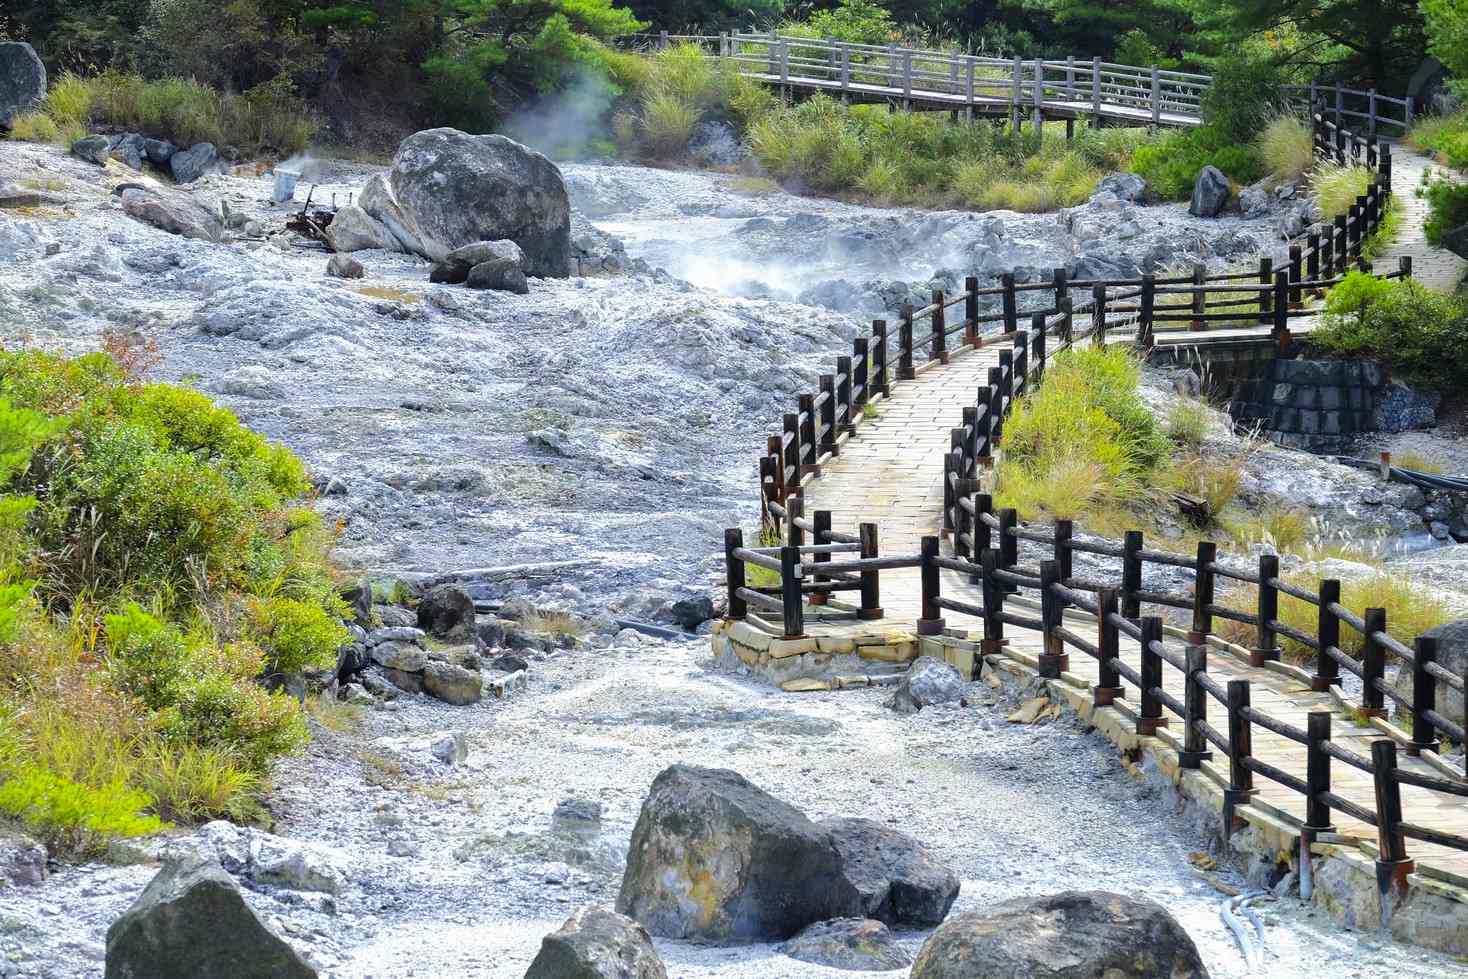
[1257,114,1313,179]
[995,347,1169,519]
[1311,162,1373,219]
[1410,109,1468,169]
[0,348,346,853]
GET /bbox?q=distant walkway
[1380,148,1468,292]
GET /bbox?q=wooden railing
[629,32,1416,135]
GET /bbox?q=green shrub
[639,93,700,158]
[0,765,165,856]
[1258,115,1313,179]
[161,672,307,772]
[1423,176,1468,246]
[7,112,60,143]
[250,596,346,676]
[1410,110,1468,168]
[1200,54,1290,143]
[104,603,190,711]
[1317,271,1468,381]
[43,72,94,126]
[1131,126,1263,201]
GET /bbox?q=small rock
[490,652,529,673]
[170,142,222,184]
[431,731,468,765]
[1431,521,1452,541]
[369,641,426,673]
[104,859,317,978]
[525,906,667,979]
[0,829,47,887]
[422,660,483,705]
[72,134,112,166]
[551,799,604,837]
[120,187,225,242]
[326,254,365,279]
[143,138,177,165]
[417,584,476,641]
[324,204,399,253]
[367,625,427,646]
[781,919,912,972]
[886,656,966,713]
[434,238,526,286]
[109,133,148,171]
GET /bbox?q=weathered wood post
[1304,710,1335,842]
[932,289,948,364]
[1252,553,1281,666]
[942,444,958,536]
[1011,56,1023,134]
[1371,739,1415,913]
[872,320,890,395]
[782,412,801,492]
[1039,559,1068,678]
[725,528,747,619]
[975,386,994,462]
[1091,57,1102,121]
[1032,59,1044,129]
[798,393,818,475]
[1012,330,1028,399]
[852,338,869,415]
[1289,244,1303,306]
[974,492,993,555]
[1333,215,1348,270]
[1095,588,1124,706]
[809,509,832,605]
[819,374,837,457]
[1138,616,1167,735]
[1138,273,1156,349]
[786,495,804,548]
[961,407,979,477]
[1224,679,1257,833]
[1149,65,1161,127]
[965,276,980,346]
[1313,579,1342,691]
[1306,232,1321,293]
[1058,296,1074,348]
[1122,530,1143,622]
[1257,256,1273,323]
[780,543,804,638]
[1054,518,1073,582]
[997,350,1014,422]
[1190,263,1205,331]
[988,365,1006,445]
[1092,283,1108,346]
[1181,644,1212,768]
[758,453,777,525]
[1348,201,1363,258]
[1272,270,1290,351]
[1400,255,1413,280]
[1191,541,1216,644]
[858,522,883,619]
[1410,636,1441,755]
[1032,312,1047,380]
[897,304,916,380]
[1361,607,1388,717]
[918,535,945,635]
[998,507,1018,593]
[1001,273,1018,334]
[980,547,1005,652]
[1321,228,1335,279]
[1052,266,1068,313]
[836,354,853,435]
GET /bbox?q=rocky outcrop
[363,129,571,276]
[820,816,960,926]
[616,765,860,942]
[171,143,222,184]
[886,656,966,714]
[525,906,668,979]
[780,918,912,972]
[0,42,46,129]
[1189,165,1231,218]
[109,133,148,171]
[72,135,111,166]
[417,584,475,641]
[120,187,226,243]
[1094,172,1147,203]
[910,891,1208,979]
[104,859,317,979]
[325,205,400,253]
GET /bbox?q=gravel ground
[5,637,1464,979]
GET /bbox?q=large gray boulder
[422,660,482,705]
[105,859,317,979]
[820,816,960,926]
[171,143,222,184]
[910,891,1208,979]
[616,765,861,942]
[109,133,148,171]
[0,42,46,129]
[73,135,112,166]
[1189,165,1231,218]
[120,187,225,243]
[525,906,668,979]
[1093,172,1147,203]
[780,918,912,972]
[887,655,966,714]
[364,128,571,276]
[325,204,401,253]
[417,583,476,641]
[1391,617,1468,728]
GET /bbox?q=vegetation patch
[0,349,345,854]
[1315,271,1468,383]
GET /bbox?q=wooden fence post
[852,338,868,414]
[975,385,993,461]
[981,548,1005,653]
[1191,541,1216,644]
[1032,312,1047,380]
[1138,616,1167,735]
[965,275,980,346]
[1361,607,1388,717]
[918,535,944,635]
[1225,679,1257,833]
[1190,263,1205,330]
[1092,588,1124,706]
[1122,530,1143,621]
[859,522,883,619]
[836,354,853,436]
[1052,266,1068,313]
[897,304,916,379]
[1253,553,1281,666]
[1304,710,1335,841]
[1334,215,1348,271]
[988,365,1006,445]
[1054,518,1073,582]
[1149,65,1161,126]
[997,349,1014,419]
[974,493,992,556]
[932,289,948,363]
[1272,270,1290,351]
[1012,331,1029,399]
[1011,56,1023,134]
[1039,559,1067,678]
[1410,636,1441,756]
[1059,296,1074,348]
[961,407,978,477]
[1371,739,1415,912]
[1313,578,1342,691]
[1181,644,1212,768]
[998,508,1018,593]
[786,495,804,548]
[783,412,801,492]
[1257,256,1273,323]
[872,320,889,395]
[1306,232,1321,293]
[819,374,837,457]
[942,450,957,537]
[1032,59,1044,129]
[1001,273,1018,334]
[1091,57,1102,120]
[1289,244,1303,306]
[1138,273,1156,348]
[780,543,804,638]
[725,528,747,619]
[798,393,818,475]
[1092,283,1108,346]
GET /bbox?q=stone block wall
[1228,358,1386,453]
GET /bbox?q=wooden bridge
[637,32,1417,136]
[712,118,1468,950]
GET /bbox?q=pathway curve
[1381,147,1468,291]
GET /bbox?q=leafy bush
[1316,272,1468,381]
[1257,115,1313,179]
[1410,110,1468,168]
[996,347,1168,519]
[1423,176,1468,246]
[1131,126,1263,201]
[782,0,895,44]
[0,349,343,850]
[1200,54,1290,143]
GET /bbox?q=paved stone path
[1381,147,1467,292]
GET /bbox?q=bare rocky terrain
[2,139,1467,979]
